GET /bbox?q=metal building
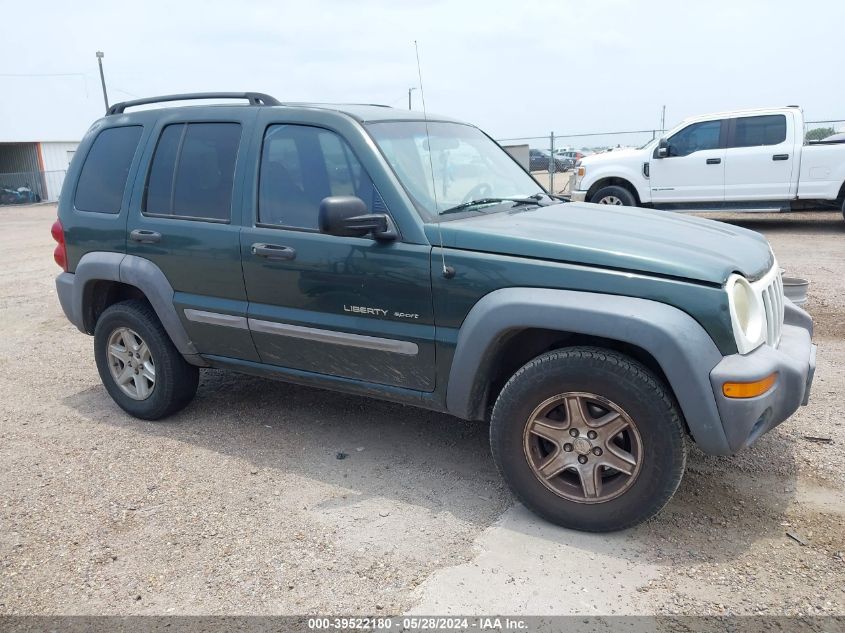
[0,141,79,204]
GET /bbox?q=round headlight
[726,274,764,353]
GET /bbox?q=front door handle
[706,158,721,165]
[129,229,162,244]
[773,153,789,161]
[251,243,296,261]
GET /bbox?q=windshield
[366,121,541,218]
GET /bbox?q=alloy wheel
[107,327,155,400]
[598,195,623,205]
[522,392,643,503]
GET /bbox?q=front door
[126,112,259,361]
[650,119,727,204]
[240,121,436,391]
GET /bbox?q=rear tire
[490,347,686,532]
[590,185,636,207]
[94,299,199,420]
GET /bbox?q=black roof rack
[107,92,280,115]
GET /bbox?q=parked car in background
[529,148,571,172]
[570,106,845,218]
[555,149,587,163]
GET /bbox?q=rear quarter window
[74,126,143,213]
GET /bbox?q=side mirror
[656,138,669,158]
[318,196,395,240]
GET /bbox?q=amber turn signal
[722,372,778,399]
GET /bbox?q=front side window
[145,122,241,221]
[74,126,143,213]
[258,125,378,229]
[731,115,787,148]
[667,120,722,157]
[367,121,540,218]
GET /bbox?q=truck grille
[756,265,784,347]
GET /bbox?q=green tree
[806,126,835,141]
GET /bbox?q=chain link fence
[498,129,663,195]
[805,119,845,140]
[0,170,65,206]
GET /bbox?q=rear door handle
[129,229,161,244]
[706,158,721,165]
[251,243,296,261]
[773,153,789,161]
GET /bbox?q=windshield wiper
[440,197,541,216]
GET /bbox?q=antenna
[415,40,454,279]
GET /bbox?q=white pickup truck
[569,106,845,218]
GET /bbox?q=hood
[427,203,773,285]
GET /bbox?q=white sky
[1,0,843,143]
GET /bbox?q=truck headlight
[726,273,765,354]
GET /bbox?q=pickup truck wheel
[590,185,636,207]
[94,299,199,420]
[490,347,686,532]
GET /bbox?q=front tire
[590,185,636,207]
[490,347,686,532]
[94,299,199,420]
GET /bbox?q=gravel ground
[0,204,843,616]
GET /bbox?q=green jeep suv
[53,93,816,531]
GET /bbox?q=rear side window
[74,126,143,213]
[258,124,378,229]
[730,115,787,148]
[667,120,722,157]
[144,122,241,221]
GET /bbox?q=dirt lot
[1,204,843,616]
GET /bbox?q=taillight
[51,219,68,272]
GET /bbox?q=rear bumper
[56,272,85,333]
[709,312,815,453]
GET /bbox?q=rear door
[650,119,727,203]
[239,116,436,391]
[723,113,796,201]
[126,109,259,361]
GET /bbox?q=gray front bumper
[570,190,588,202]
[709,318,816,453]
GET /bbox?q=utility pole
[660,105,666,134]
[408,87,417,110]
[96,51,109,113]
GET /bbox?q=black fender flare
[58,252,205,365]
[445,287,731,455]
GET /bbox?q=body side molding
[249,318,419,356]
[445,287,730,455]
[184,309,249,330]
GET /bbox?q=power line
[0,72,86,77]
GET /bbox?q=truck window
[74,126,143,214]
[730,115,787,148]
[144,122,241,221]
[258,124,377,229]
[667,120,722,157]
